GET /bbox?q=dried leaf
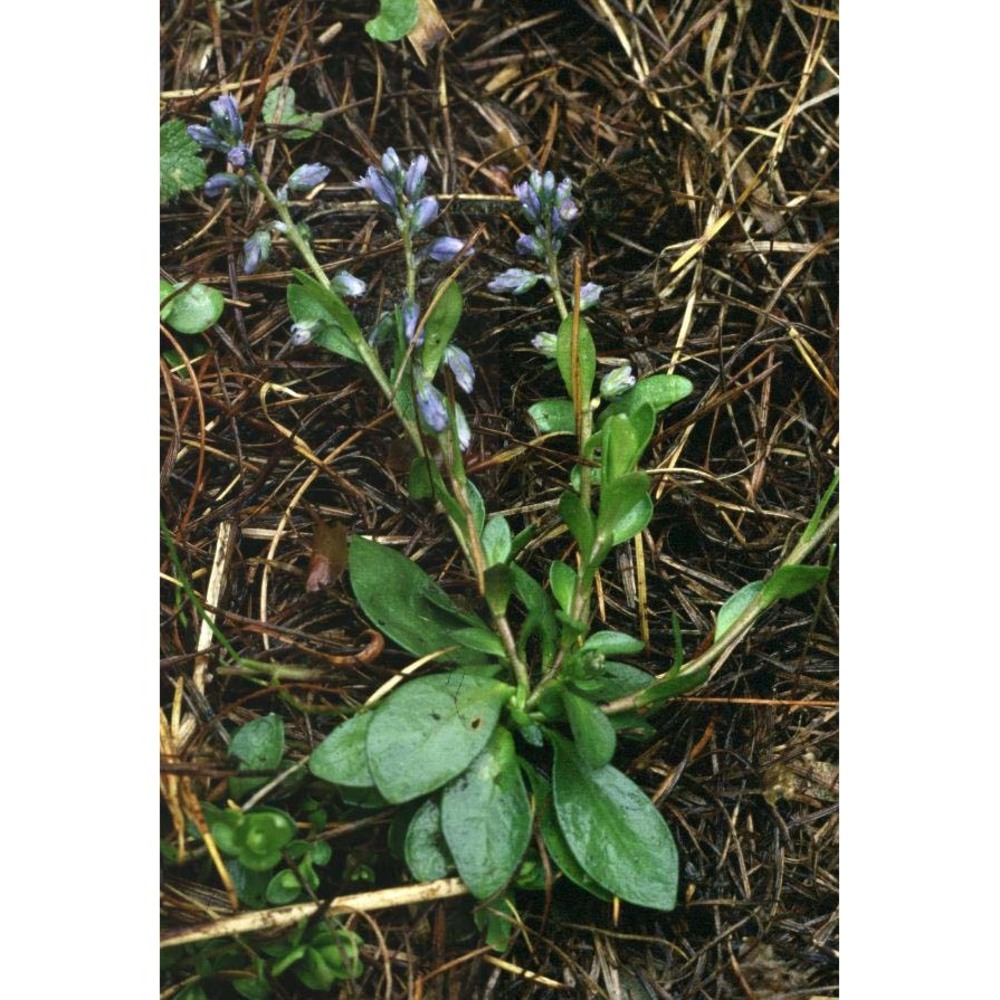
[306,520,348,592]
[407,0,450,65]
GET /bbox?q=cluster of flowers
[355,148,468,264]
[357,149,475,447]
[487,169,602,310]
[187,94,331,274]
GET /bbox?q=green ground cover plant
[161,69,837,995]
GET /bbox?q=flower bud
[226,143,254,169]
[515,233,546,258]
[579,282,603,311]
[356,166,398,212]
[416,381,449,432]
[209,94,244,143]
[454,405,471,451]
[444,345,475,393]
[290,320,318,346]
[513,180,541,223]
[203,173,241,198]
[600,364,636,399]
[404,154,428,198]
[331,270,366,298]
[381,147,404,183]
[401,298,421,344]
[186,125,228,152]
[408,196,439,234]
[425,236,470,262]
[531,332,557,357]
[488,268,541,296]
[287,163,330,193]
[242,229,272,275]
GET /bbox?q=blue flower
[444,345,475,393]
[242,229,272,275]
[416,381,449,432]
[287,163,330,193]
[488,268,542,295]
[515,233,546,258]
[381,147,404,183]
[424,236,471,262]
[290,320,318,346]
[579,282,603,311]
[513,180,541,223]
[408,196,439,234]
[186,124,229,152]
[600,365,636,398]
[454,405,471,451]
[226,143,254,169]
[531,332,558,357]
[203,173,242,198]
[356,165,398,212]
[331,270,366,298]
[404,154,428,199]
[401,298,421,344]
[209,94,244,144]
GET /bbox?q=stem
[601,504,840,716]
[251,167,327,287]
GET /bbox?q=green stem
[601,504,840,716]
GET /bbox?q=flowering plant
[180,95,839,944]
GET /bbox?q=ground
[160,2,839,997]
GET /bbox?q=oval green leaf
[555,314,596,409]
[582,631,645,656]
[349,534,488,665]
[161,281,224,334]
[599,373,694,424]
[441,727,532,899]
[527,398,576,435]
[287,284,361,362]
[552,738,678,910]
[422,281,463,381]
[366,673,513,803]
[309,713,375,788]
[595,472,652,552]
[404,798,456,881]
[715,581,764,640]
[562,690,617,769]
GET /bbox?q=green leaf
[715,581,764,640]
[474,895,520,952]
[309,713,376,788]
[404,798,456,881]
[594,472,652,555]
[160,119,206,203]
[451,626,506,657]
[349,535,488,665]
[601,414,640,484]
[422,282,463,381]
[634,663,710,710]
[548,560,577,617]
[366,673,514,803]
[760,564,830,607]
[559,490,595,556]
[526,398,576,435]
[552,738,678,909]
[287,284,361,361]
[160,280,224,334]
[599,373,693,424]
[555,315,596,413]
[483,564,513,618]
[441,727,532,899]
[524,766,613,901]
[291,269,365,344]
[582,631,645,656]
[803,469,839,543]
[561,690,617,769]
[465,479,486,537]
[481,514,512,567]
[262,86,321,139]
[230,714,284,771]
[510,565,558,668]
[365,0,419,41]
[568,659,651,701]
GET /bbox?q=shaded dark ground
[161,1,838,996]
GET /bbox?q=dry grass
[161,2,838,997]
